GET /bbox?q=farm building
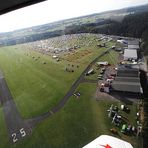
[124,49,137,60]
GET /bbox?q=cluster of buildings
[123,40,140,61]
[111,64,143,94]
[111,39,143,94]
[99,38,144,95]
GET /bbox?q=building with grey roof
[117,64,139,77]
[111,64,143,93]
[124,49,137,60]
[111,80,143,93]
[115,77,140,82]
[128,40,139,45]
[128,44,140,50]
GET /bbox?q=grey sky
[0,0,148,32]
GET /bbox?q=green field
[0,46,82,118]
[0,36,142,148]
[0,36,106,118]
[85,50,119,80]
[0,83,141,148]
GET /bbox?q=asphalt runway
[0,72,32,143]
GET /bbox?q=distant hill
[0,4,148,46]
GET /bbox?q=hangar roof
[117,64,139,77]
[124,49,137,59]
[111,81,142,93]
[128,45,139,49]
[115,77,140,83]
[128,40,139,45]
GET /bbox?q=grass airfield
[0,34,142,148]
[0,46,80,118]
[0,83,141,148]
[0,39,105,118]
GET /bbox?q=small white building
[124,49,137,60]
[52,55,58,59]
[96,61,108,66]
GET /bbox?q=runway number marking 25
[12,128,26,143]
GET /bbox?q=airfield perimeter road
[27,48,111,126]
[0,48,111,143]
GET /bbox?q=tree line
[64,12,148,55]
[1,11,148,55]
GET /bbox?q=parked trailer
[85,69,94,76]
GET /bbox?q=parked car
[121,124,127,133]
[98,76,103,80]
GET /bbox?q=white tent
[97,61,108,66]
[52,55,58,59]
[82,135,133,148]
